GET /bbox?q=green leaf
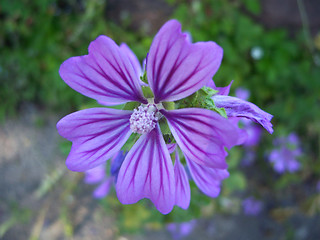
[141,86,154,98]
[122,101,140,110]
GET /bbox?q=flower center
[129,104,160,134]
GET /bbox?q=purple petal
[174,150,191,209]
[84,164,106,184]
[212,95,273,134]
[206,80,233,96]
[110,151,126,179]
[147,20,223,103]
[162,108,241,169]
[183,31,193,43]
[242,122,262,147]
[167,143,177,154]
[228,117,249,146]
[59,36,147,106]
[186,155,229,198]
[93,177,113,199]
[116,125,175,214]
[57,108,132,171]
[120,43,142,78]
[206,79,216,89]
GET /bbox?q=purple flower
[84,151,126,199]
[167,220,197,240]
[57,20,242,214]
[242,197,263,215]
[269,133,302,173]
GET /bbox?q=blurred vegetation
[1,0,320,237]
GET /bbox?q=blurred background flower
[268,133,302,173]
[242,196,263,216]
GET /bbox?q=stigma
[129,104,160,134]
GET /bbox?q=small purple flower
[167,220,197,240]
[84,151,126,199]
[269,133,302,173]
[57,20,244,214]
[242,197,263,215]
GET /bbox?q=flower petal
[147,19,223,103]
[206,80,233,96]
[120,43,142,78]
[162,108,241,169]
[174,150,190,209]
[93,177,113,199]
[84,164,106,184]
[110,151,126,181]
[57,108,132,171]
[186,155,229,198]
[59,36,147,106]
[228,117,249,146]
[167,143,177,154]
[116,125,175,214]
[212,95,273,133]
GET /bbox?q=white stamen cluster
[130,105,159,134]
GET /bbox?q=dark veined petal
[186,155,229,198]
[120,43,142,78]
[212,95,273,134]
[59,36,147,106]
[57,108,132,171]
[174,150,191,209]
[147,19,223,103]
[116,125,175,214]
[162,108,241,169]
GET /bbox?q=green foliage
[0,0,150,119]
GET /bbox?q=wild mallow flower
[269,133,302,173]
[84,151,125,199]
[57,19,273,214]
[167,220,197,240]
[242,197,263,215]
